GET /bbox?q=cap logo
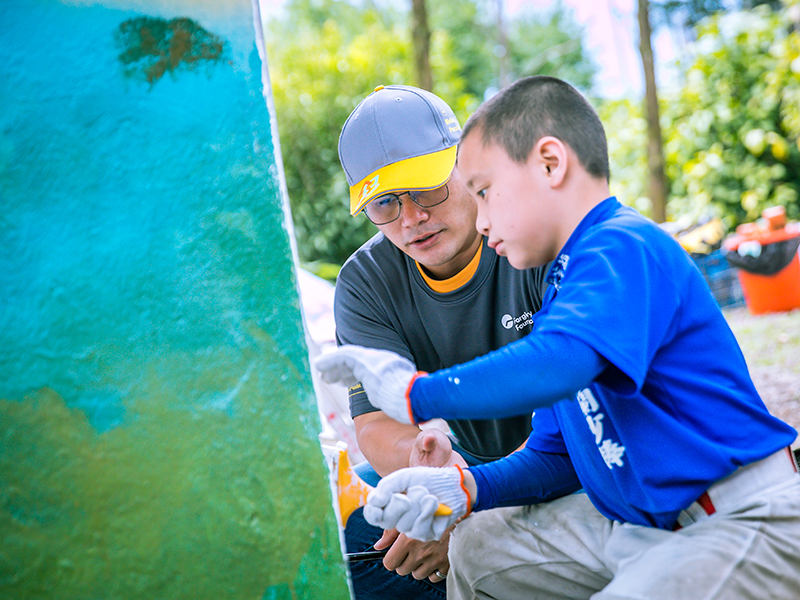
[359,175,380,203]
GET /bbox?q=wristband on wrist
[455,464,472,517]
[404,371,427,425]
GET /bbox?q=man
[333,84,552,600]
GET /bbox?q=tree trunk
[496,0,510,89]
[637,0,669,223]
[411,0,433,91]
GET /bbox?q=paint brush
[344,548,390,563]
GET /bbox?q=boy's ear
[533,136,568,187]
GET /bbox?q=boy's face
[374,166,481,280]
[458,133,560,270]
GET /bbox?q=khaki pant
[448,450,800,600]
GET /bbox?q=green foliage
[267,5,402,265]
[661,4,800,227]
[596,3,800,230]
[267,0,597,267]
[597,98,651,215]
[267,0,470,265]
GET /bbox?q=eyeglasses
[363,184,450,225]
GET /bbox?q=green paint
[0,345,339,597]
[0,0,351,597]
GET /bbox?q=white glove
[313,345,419,424]
[363,466,470,542]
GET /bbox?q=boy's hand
[314,345,420,424]
[364,466,471,542]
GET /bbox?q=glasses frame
[363,184,450,226]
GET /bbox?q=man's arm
[354,411,421,476]
[356,413,467,476]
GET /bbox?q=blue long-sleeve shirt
[410,197,796,529]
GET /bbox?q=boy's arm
[467,445,580,511]
[412,332,607,422]
[365,446,580,541]
[315,333,608,425]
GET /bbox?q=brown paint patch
[115,17,225,85]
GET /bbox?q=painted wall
[0,0,350,597]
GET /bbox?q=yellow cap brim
[349,145,457,216]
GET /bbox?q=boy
[315,76,800,599]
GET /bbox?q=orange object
[723,206,800,315]
[336,447,373,527]
[736,256,800,314]
[763,206,788,231]
[335,447,452,527]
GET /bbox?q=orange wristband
[404,371,427,425]
[455,464,473,517]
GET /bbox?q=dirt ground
[723,306,800,449]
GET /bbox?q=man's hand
[374,528,451,582]
[410,429,468,470]
[364,466,471,542]
[314,345,421,424]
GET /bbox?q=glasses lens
[364,193,401,225]
[409,183,449,208]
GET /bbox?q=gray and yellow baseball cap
[338,85,462,216]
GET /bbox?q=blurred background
[258,0,800,277]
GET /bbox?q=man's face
[458,133,559,270]
[374,167,481,280]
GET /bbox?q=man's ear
[533,136,568,187]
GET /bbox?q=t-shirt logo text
[501,310,534,331]
[577,388,626,469]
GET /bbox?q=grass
[725,306,800,373]
[724,306,800,447]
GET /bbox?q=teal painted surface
[0,0,350,597]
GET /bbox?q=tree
[597,98,650,215]
[637,0,669,222]
[411,0,433,90]
[426,0,496,104]
[651,0,726,31]
[662,3,800,227]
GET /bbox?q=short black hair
[461,76,610,181]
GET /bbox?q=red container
[724,213,800,315]
[735,254,800,314]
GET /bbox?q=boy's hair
[462,76,610,181]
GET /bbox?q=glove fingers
[407,494,440,542]
[313,354,359,387]
[366,485,392,510]
[363,503,386,529]
[431,514,454,541]
[394,487,426,532]
[365,466,469,541]
[418,492,440,520]
[364,492,412,531]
